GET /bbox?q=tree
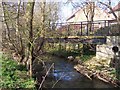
[2,1,27,63]
[82,2,95,32]
[2,0,60,77]
[2,1,35,77]
[26,1,35,77]
[66,0,96,34]
[97,0,119,22]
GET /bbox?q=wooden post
[78,43,79,50]
[87,22,89,35]
[108,21,110,35]
[92,22,94,34]
[104,20,106,27]
[59,42,61,51]
[67,24,69,36]
[107,20,110,27]
[81,22,82,35]
[115,51,120,80]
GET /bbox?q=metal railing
[51,20,119,37]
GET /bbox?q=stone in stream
[67,56,74,61]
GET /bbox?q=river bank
[74,56,120,88]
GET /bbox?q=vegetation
[95,24,120,36]
[83,57,117,81]
[2,1,60,77]
[45,43,95,62]
[0,54,35,89]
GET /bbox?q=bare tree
[2,1,60,77]
[97,0,119,22]
[82,2,95,32]
[26,1,35,77]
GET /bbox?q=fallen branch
[52,74,67,88]
[96,73,109,83]
[74,65,93,80]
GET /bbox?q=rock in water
[67,56,74,61]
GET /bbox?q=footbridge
[43,20,119,44]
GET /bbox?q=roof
[112,2,120,11]
[66,9,80,21]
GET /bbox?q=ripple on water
[52,69,82,81]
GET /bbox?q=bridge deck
[45,36,106,44]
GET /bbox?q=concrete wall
[106,36,120,46]
[96,44,114,59]
[96,36,120,59]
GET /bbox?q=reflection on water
[42,55,114,88]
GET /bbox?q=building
[66,3,115,23]
[109,1,120,23]
[112,2,120,18]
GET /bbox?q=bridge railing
[51,20,119,37]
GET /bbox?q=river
[36,54,114,88]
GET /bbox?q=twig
[38,63,54,90]
[52,74,67,88]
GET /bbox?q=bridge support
[96,36,120,59]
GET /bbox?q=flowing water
[38,55,114,88]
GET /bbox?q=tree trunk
[26,1,35,77]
